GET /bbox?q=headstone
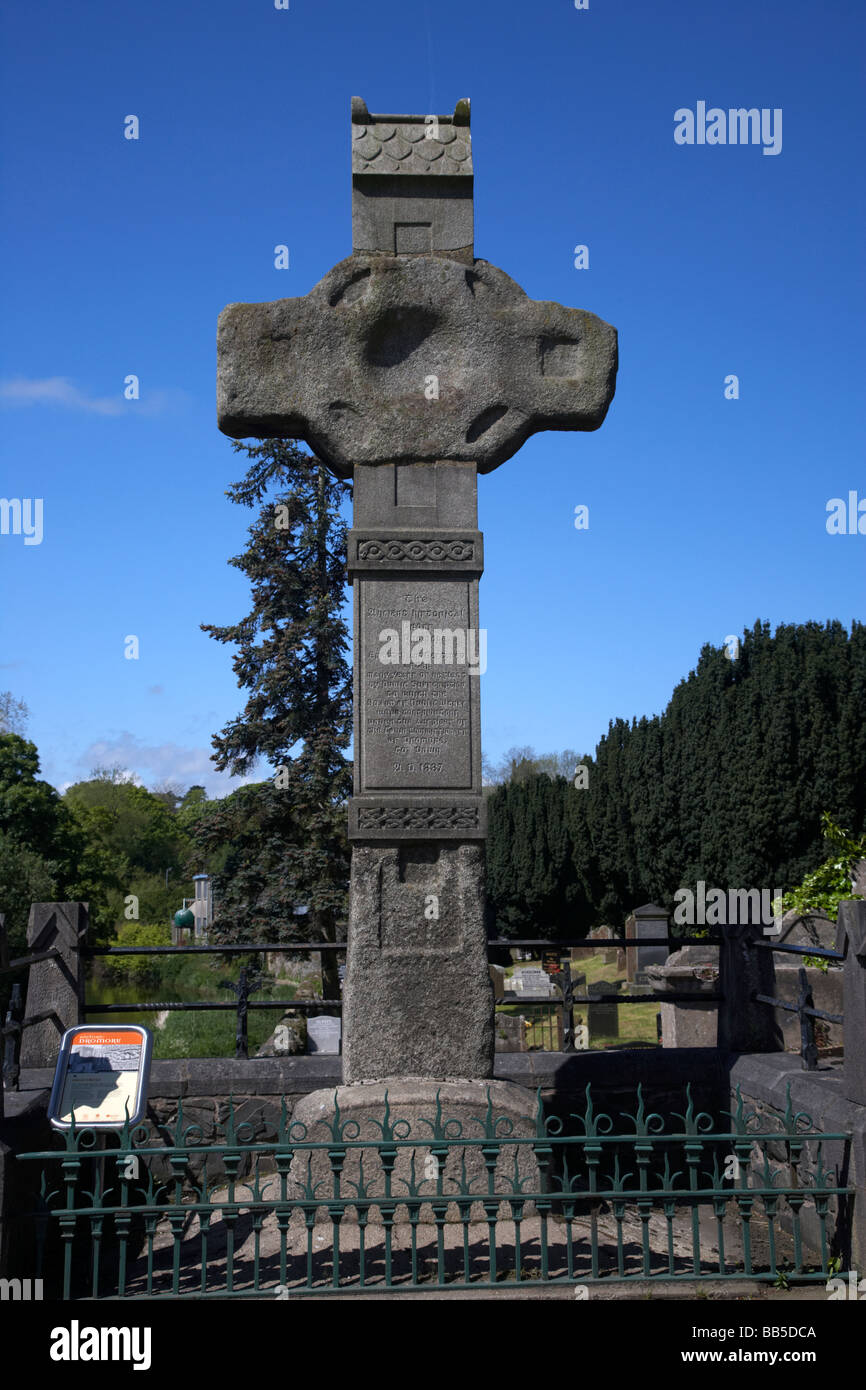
[217,96,616,1095]
[306,1015,342,1055]
[587,979,621,1040]
[512,967,555,999]
[624,904,669,983]
[494,1013,527,1052]
[488,963,506,1001]
[647,945,720,1048]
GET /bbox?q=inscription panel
[359,577,478,792]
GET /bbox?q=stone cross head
[217,98,617,475]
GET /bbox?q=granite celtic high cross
[217,97,617,1084]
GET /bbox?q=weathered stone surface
[255,1011,306,1057]
[775,909,836,951]
[718,922,784,1053]
[838,899,866,1105]
[290,1079,539,1221]
[649,942,720,1046]
[357,576,477,790]
[342,843,493,1081]
[624,903,670,982]
[216,96,617,1094]
[20,902,88,1069]
[494,1013,527,1052]
[217,255,617,476]
[772,964,844,1052]
[352,99,474,259]
[348,460,484,845]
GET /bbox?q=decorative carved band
[357,538,475,564]
[357,804,481,832]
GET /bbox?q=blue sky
[1,0,863,796]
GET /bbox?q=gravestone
[587,979,621,1040]
[512,967,556,999]
[306,1015,342,1055]
[624,904,670,983]
[494,1013,528,1053]
[488,963,506,1001]
[255,1011,306,1057]
[217,97,616,1123]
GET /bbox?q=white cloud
[69,733,262,798]
[0,377,189,417]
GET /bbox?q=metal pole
[561,960,575,1052]
[797,967,819,1071]
[236,967,249,1060]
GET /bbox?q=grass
[501,953,660,1050]
[87,947,316,1059]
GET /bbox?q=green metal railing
[18,1082,851,1298]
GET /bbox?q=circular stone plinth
[289,1079,542,1222]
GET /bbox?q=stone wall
[728,1053,866,1270]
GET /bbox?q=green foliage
[777,813,866,923]
[99,922,172,987]
[0,733,91,952]
[0,831,60,957]
[64,770,185,877]
[60,768,200,941]
[190,778,347,942]
[200,439,352,989]
[486,621,866,934]
[487,773,594,940]
[153,1005,279,1060]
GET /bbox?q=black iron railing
[2,923,722,1081]
[751,938,844,1071]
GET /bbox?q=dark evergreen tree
[587,619,866,925]
[487,773,593,940]
[486,621,866,935]
[201,439,352,996]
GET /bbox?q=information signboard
[47,1025,153,1130]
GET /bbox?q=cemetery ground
[502,953,660,1050]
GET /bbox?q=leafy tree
[0,735,77,861]
[63,768,196,938]
[64,768,184,877]
[0,692,29,736]
[777,813,866,923]
[484,745,583,785]
[0,832,60,955]
[201,439,352,996]
[0,733,112,958]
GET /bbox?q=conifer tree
[201,440,352,996]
